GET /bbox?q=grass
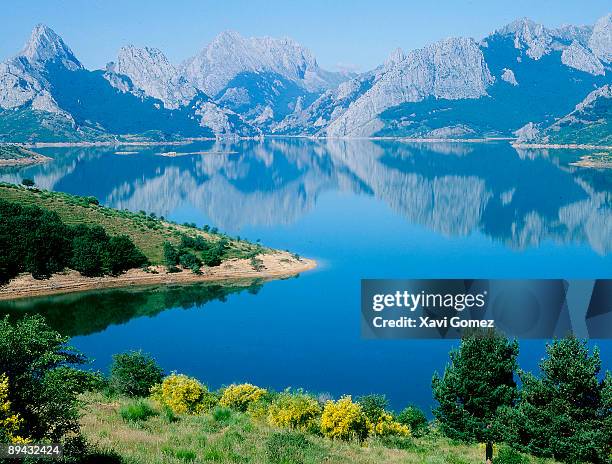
[0,145,30,160]
[0,183,268,264]
[120,399,158,423]
[79,392,562,464]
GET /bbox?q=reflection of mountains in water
[0,281,264,337]
[3,139,610,254]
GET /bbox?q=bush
[120,399,157,423]
[0,374,27,443]
[201,239,228,267]
[163,241,179,270]
[151,374,213,415]
[268,391,322,431]
[493,446,530,464]
[0,315,87,442]
[372,412,411,437]
[320,396,369,441]
[266,431,322,464]
[219,383,267,412]
[397,405,428,437]
[110,351,164,397]
[357,394,388,423]
[212,406,232,423]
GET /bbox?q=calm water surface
[1,139,610,412]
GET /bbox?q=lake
[0,138,611,412]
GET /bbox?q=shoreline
[512,142,612,150]
[0,147,52,167]
[3,137,610,149]
[0,252,316,301]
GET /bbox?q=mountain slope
[277,15,612,139]
[182,31,347,128]
[518,85,612,145]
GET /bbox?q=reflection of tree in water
[0,280,264,337]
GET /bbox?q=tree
[397,405,429,437]
[110,351,164,397]
[0,315,89,442]
[21,178,34,187]
[356,394,388,423]
[432,331,519,443]
[163,241,179,270]
[106,235,148,275]
[503,336,610,463]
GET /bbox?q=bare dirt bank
[0,252,316,301]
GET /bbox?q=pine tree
[432,330,519,443]
[505,336,610,463]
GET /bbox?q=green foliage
[356,394,388,423]
[120,399,157,423]
[0,198,147,283]
[432,331,519,443]
[396,405,429,437]
[212,406,233,425]
[502,336,611,463]
[71,225,147,277]
[0,315,87,442]
[493,446,530,464]
[0,199,72,282]
[266,430,323,464]
[201,239,228,267]
[110,350,164,397]
[21,178,35,187]
[163,241,180,271]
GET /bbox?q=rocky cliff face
[324,38,494,136]
[0,24,79,117]
[105,45,257,137]
[181,31,343,96]
[109,45,198,109]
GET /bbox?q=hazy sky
[1,0,610,72]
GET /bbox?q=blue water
[1,139,610,412]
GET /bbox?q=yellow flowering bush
[320,396,369,441]
[372,412,411,437]
[219,383,267,411]
[0,374,28,443]
[268,392,322,431]
[150,374,215,415]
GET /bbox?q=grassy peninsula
[0,183,314,299]
[0,144,50,166]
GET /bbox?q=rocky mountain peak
[496,17,552,59]
[589,13,612,62]
[182,30,340,96]
[108,44,197,109]
[19,24,82,70]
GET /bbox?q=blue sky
[1,0,610,72]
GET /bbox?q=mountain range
[0,15,611,143]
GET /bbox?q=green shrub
[0,315,87,442]
[120,399,157,423]
[212,406,232,424]
[110,350,164,397]
[397,405,429,437]
[266,430,322,464]
[356,394,387,423]
[493,446,529,464]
